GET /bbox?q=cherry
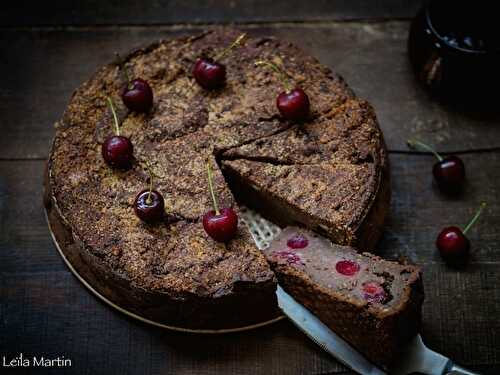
[122,78,153,113]
[287,234,309,249]
[362,282,387,304]
[134,162,165,223]
[193,58,226,90]
[193,34,246,90]
[102,97,134,169]
[134,190,165,223]
[255,60,310,122]
[203,208,239,243]
[407,139,466,194]
[336,260,360,276]
[277,88,310,122]
[202,161,238,242]
[432,156,466,194]
[436,202,486,261]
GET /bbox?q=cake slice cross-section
[263,227,424,366]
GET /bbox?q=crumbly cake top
[49,28,383,297]
[222,98,386,244]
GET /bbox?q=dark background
[1,1,499,374]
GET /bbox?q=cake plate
[46,207,285,334]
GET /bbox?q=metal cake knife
[241,208,480,375]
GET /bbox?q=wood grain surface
[1,0,424,26]
[1,2,499,374]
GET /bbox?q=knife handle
[445,363,481,375]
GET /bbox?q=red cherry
[192,34,246,90]
[122,78,153,112]
[436,203,486,262]
[287,234,309,249]
[277,88,310,122]
[407,139,465,194]
[203,207,238,243]
[335,260,360,276]
[202,161,238,242]
[433,156,466,194]
[255,60,311,122]
[102,97,133,169]
[362,282,387,304]
[134,189,165,223]
[193,58,226,90]
[102,135,134,169]
[436,226,470,259]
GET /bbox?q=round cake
[44,28,390,329]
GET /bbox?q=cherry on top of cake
[264,227,420,311]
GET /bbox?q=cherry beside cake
[264,227,424,366]
[44,28,396,330]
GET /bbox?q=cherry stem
[407,139,443,161]
[107,97,120,136]
[144,161,154,205]
[463,202,487,234]
[214,33,246,62]
[255,60,291,93]
[206,161,220,216]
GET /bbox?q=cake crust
[46,28,390,329]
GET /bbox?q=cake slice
[222,157,388,251]
[220,99,390,251]
[263,227,424,366]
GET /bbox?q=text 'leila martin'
[2,353,72,368]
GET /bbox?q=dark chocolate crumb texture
[46,28,398,330]
[264,227,424,366]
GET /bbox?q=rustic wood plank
[421,265,500,373]
[1,1,423,26]
[2,23,500,161]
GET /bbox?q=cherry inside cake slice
[263,226,424,366]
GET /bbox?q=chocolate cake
[45,28,394,330]
[264,227,423,366]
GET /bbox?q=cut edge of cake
[263,226,424,366]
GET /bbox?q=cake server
[241,208,480,375]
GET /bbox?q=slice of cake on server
[263,226,424,367]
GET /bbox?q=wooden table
[1,1,499,374]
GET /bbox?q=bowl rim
[424,3,494,55]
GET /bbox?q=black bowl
[408,0,500,110]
